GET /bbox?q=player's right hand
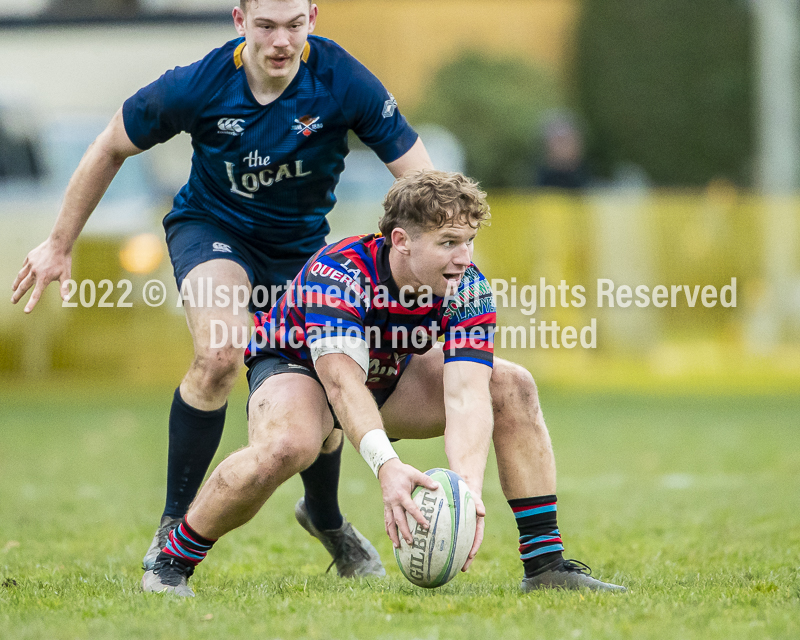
[11,239,72,313]
[378,458,439,549]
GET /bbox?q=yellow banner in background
[1,191,798,391]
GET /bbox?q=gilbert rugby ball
[394,468,477,588]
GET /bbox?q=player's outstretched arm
[385,137,434,179]
[442,360,493,571]
[11,108,143,313]
[315,352,439,548]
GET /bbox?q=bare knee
[491,360,539,416]
[250,433,321,487]
[191,344,244,394]
[491,360,550,448]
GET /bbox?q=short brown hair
[240,0,312,10]
[379,170,490,245]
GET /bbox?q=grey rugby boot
[142,515,182,571]
[295,497,386,578]
[141,554,195,597]
[520,558,626,593]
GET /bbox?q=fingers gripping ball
[394,469,477,588]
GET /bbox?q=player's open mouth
[269,56,291,68]
[443,272,464,282]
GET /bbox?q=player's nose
[453,243,472,266]
[272,28,291,48]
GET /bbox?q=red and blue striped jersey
[245,234,496,390]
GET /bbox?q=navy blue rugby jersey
[244,234,497,391]
[122,36,418,253]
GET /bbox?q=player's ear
[233,6,247,36]
[392,227,412,255]
[308,3,318,33]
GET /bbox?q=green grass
[0,382,798,639]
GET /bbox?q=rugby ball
[394,468,477,588]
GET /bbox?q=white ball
[394,468,477,588]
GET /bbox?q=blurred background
[3,6,799,635]
[1,0,798,391]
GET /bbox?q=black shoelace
[153,555,195,585]
[325,523,371,573]
[560,559,592,575]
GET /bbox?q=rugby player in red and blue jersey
[11,0,433,577]
[142,170,626,596]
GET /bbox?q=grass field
[1,381,798,639]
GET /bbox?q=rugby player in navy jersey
[142,170,626,596]
[11,0,433,577]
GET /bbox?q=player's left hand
[461,492,485,572]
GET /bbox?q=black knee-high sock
[163,388,226,519]
[300,439,344,531]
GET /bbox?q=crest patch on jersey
[382,94,398,118]
[292,115,323,137]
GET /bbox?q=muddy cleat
[520,558,626,593]
[295,497,385,578]
[141,553,195,597]
[142,515,182,571]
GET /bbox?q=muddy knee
[250,434,321,487]
[191,344,244,395]
[491,360,540,417]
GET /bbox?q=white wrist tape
[310,335,370,376]
[359,429,399,477]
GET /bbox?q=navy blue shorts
[164,216,322,311]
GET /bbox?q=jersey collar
[233,40,310,69]
[375,239,440,309]
[233,40,310,106]
[376,238,401,300]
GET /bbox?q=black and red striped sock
[508,495,565,578]
[161,518,216,567]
